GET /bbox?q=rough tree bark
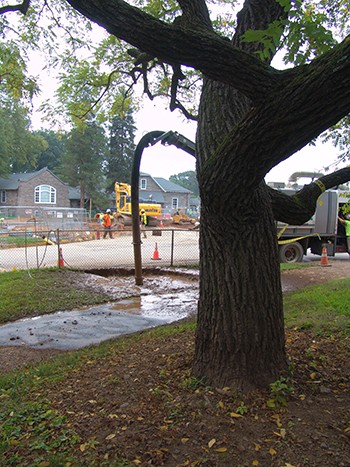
[5,0,350,389]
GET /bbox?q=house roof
[0,168,66,190]
[0,168,82,201]
[68,187,81,200]
[154,177,192,193]
[139,192,165,203]
[140,172,192,194]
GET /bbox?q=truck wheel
[279,242,304,263]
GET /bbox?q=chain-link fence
[0,206,88,230]
[0,227,200,271]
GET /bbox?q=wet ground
[0,260,349,352]
[0,272,199,350]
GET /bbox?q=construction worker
[140,209,147,238]
[102,209,113,239]
[338,215,350,257]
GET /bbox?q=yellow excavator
[114,182,162,226]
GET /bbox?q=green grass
[0,236,44,247]
[280,262,314,271]
[284,277,350,335]
[0,268,111,324]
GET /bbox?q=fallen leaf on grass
[105,433,116,440]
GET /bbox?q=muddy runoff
[0,269,199,351]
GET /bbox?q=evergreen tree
[106,111,136,191]
[58,122,108,208]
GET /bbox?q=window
[0,191,6,203]
[34,185,56,204]
[172,198,178,211]
[140,178,147,190]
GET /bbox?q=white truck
[277,189,350,263]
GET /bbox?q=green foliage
[32,129,66,172]
[0,97,46,176]
[58,121,108,208]
[181,374,206,391]
[235,402,248,415]
[105,109,136,191]
[322,115,350,165]
[242,0,339,65]
[0,42,39,101]
[267,376,294,408]
[169,171,199,196]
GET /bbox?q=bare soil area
[1,261,349,466]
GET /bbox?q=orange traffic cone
[58,247,65,268]
[159,219,164,228]
[151,242,161,260]
[320,246,330,267]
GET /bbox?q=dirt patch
[281,259,350,293]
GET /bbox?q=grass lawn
[0,268,110,324]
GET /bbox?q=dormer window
[140,178,147,190]
[35,185,56,204]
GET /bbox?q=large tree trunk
[192,0,288,389]
[193,181,287,389]
[193,77,289,389]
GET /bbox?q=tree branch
[176,0,212,30]
[66,0,281,102]
[0,0,30,15]
[270,167,350,224]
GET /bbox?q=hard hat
[140,209,145,213]
[106,209,111,213]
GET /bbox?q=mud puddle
[0,273,198,351]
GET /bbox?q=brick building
[139,172,193,214]
[0,168,80,208]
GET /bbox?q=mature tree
[170,170,199,196]
[32,129,66,172]
[59,122,108,208]
[106,109,136,190]
[3,0,350,390]
[0,95,47,175]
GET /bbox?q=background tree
[58,122,108,208]
[105,108,136,191]
[0,95,47,175]
[2,0,350,390]
[169,170,199,196]
[32,129,66,172]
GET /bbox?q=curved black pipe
[131,131,166,285]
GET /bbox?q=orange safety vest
[102,213,112,227]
